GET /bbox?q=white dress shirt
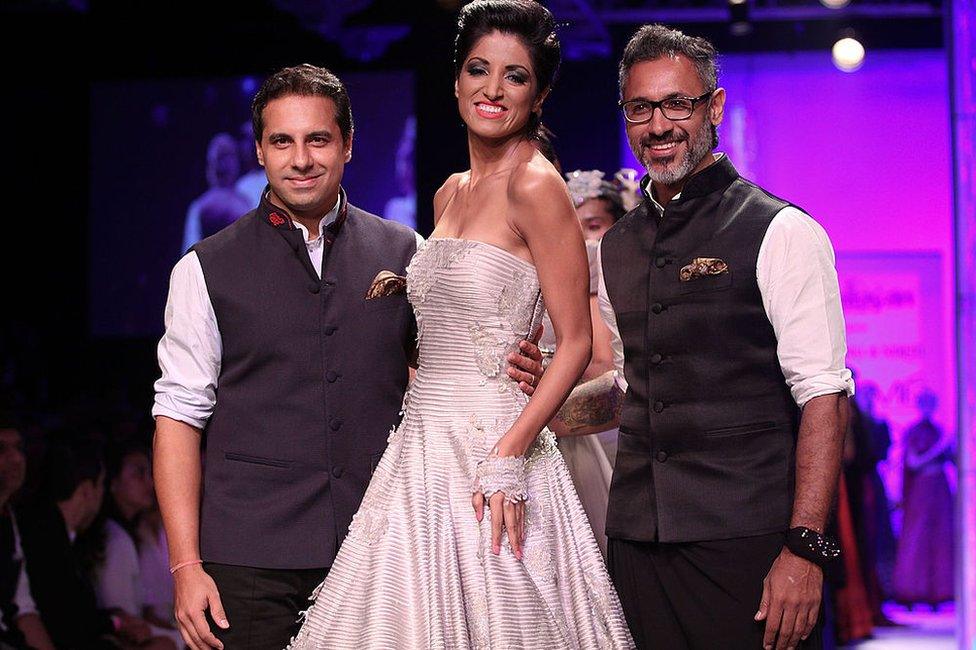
[10,515,37,624]
[596,182,854,408]
[153,196,424,428]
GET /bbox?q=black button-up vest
[192,191,418,569]
[601,157,801,543]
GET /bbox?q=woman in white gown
[289,1,634,647]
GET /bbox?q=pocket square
[365,270,407,299]
[679,257,729,282]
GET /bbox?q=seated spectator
[92,443,180,646]
[137,501,175,631]
[17,439,174,650]
[0,415,54,649]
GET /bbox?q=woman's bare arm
[494,161,591,457]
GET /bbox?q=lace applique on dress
[468,323,511,380]
[522,502,556,585]
[497,268,530,318]
[348,507,388,546]
[467,589,491,649]
[469,271,542,397]
[526,428,559,467]
[448,414,493,481]
[386,387,412,446]
[406,239,475,305]
[585,569,618,649]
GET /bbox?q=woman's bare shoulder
[434,172,467,223]
[506,155,565,204]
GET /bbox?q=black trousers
[607,533,824,650]
[204,562,329,649]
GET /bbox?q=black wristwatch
[785,526,841,568]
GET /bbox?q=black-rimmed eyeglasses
[619,90,714,123]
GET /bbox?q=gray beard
[642,120,713,186]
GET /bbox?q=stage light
[832,36,865,72]
[729,0,752,36]
[821,0,851,8]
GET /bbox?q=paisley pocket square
[365,271,408,299]
[679,257,729,282]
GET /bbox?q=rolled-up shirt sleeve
[152,251,221,429]
[758,207,855,407]
[595,241,628,394]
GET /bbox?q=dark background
[0,0,943,421]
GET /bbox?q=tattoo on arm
[555,371,623,437]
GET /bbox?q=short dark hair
[619,24,720,149]
[251,64,354,144]
[618,24,719,97]
[454,0,561,141]
[40,440,105,503]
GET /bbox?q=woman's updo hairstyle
[454,0,561,142]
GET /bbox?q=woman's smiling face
[456,30,544,140]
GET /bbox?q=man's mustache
[640,133,687,148]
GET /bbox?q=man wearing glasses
[552,24,854,650]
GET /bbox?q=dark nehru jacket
[601,156,800,543]
[192,190,417,569]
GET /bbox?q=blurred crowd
[0,403,181,650]
[0,325,181,650]
[827,382,955,646]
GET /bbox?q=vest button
[326,371,339,383]
[332,466,344,478]
[324,325,337,335]
[650,353,663,364]
[656,450,668,462]
[651,303,664,314]
[652,401,665,413]
[330,418,343,431]
[655,256,667,268]
[308,283,321,294]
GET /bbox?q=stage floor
[840,603,956,649]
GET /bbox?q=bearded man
[552,24,854,650]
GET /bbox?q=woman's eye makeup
[464,62,529,85]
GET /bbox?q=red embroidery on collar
[268,212,287,227]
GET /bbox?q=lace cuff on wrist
[474,453,528,504]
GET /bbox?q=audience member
[0,416,54,649]
[892,390,955,606]
[17,439,171,649]
[137,502,174,631]
[92,443,180,646]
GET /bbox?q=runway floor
[839,603,956,649]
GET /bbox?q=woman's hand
[472,490,525,560]
[471,444,529,559]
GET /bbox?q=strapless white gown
[289,238,634,649]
